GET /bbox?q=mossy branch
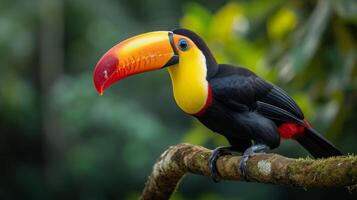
[140,143,357,200]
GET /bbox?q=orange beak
[93,31,178,95]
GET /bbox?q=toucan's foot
[239,144,269,180]
[208,146,237,183]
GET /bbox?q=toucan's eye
[178,39,189,51]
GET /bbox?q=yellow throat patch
[168,48,209,115]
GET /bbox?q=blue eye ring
[178,39,189,51]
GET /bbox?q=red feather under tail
[278,122,305,139]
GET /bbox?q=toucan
[93,29,342,181]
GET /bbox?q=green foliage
[0,0,356,199]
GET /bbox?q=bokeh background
[1,0,356,199]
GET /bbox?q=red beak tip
[93,54,119,96]
[94,84,104,96]
[93,79,104,95]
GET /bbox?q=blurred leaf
[243,0,283,20]
[210,2,245,38]
[290,91,313,119]
[278,0,332,81]
[332,20,357,89]
[180,3,212,35]
[268,8,297,40]
[333,0,357,22]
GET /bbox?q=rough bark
[140,143,357,200]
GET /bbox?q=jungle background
[0,0,356,199]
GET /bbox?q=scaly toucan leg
[239,144,269,180]
[208,146,239,183]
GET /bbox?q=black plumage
[174,28,341,159]
[198,64,281,150]
[198,63,340,155]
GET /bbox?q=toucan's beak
[93,31,178,95]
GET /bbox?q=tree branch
[140,143,357,200]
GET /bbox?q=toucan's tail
[296,128,342,158]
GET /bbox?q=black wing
[210,64,305,125]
